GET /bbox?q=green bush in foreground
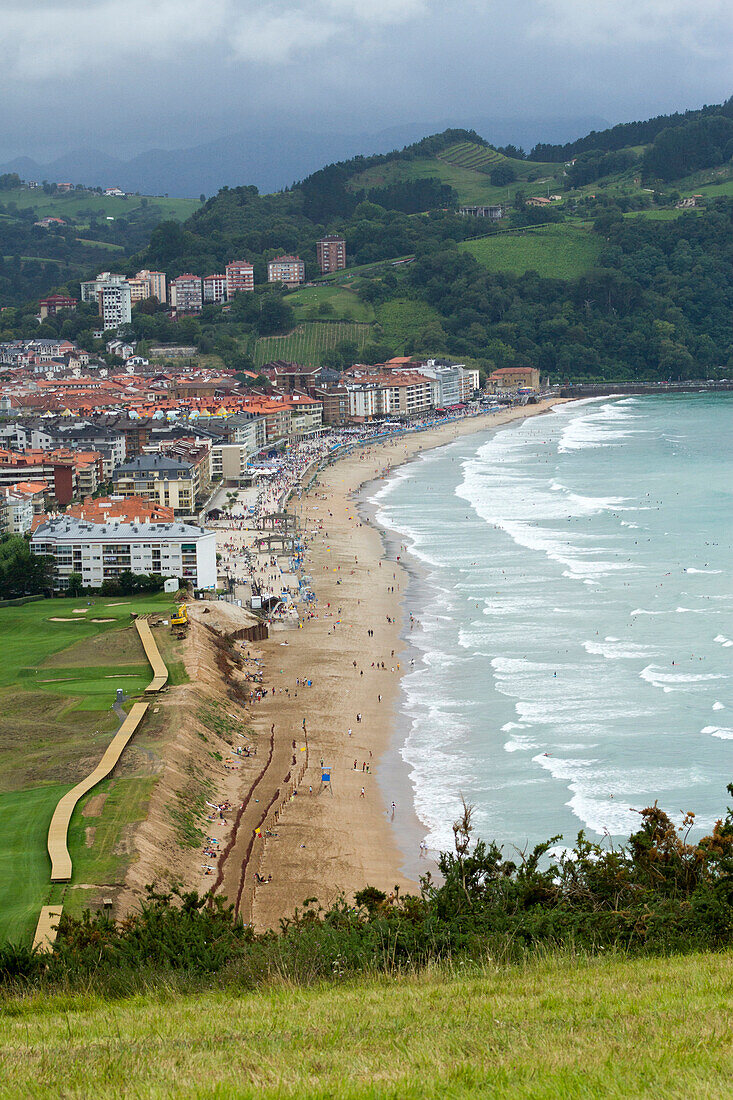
[3,786,732,996]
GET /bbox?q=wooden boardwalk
[134,618,168,692]
[32,906,64,953]
[47,701,149,882]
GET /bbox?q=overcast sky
[1,0,732,160]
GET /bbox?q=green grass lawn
[459,224,603,279]
[0,187,198,221]
[0,785,69,944]
[28,664,151,709]
[285,285,375,323]
[1,952,731,1097]
[0,594,175,944]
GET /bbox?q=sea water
[372,394,733,854]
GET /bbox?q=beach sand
[219,401,567,928]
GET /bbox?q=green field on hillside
[459,224,603,279]
[0,594,175,944]
[1,952,731,1097]
[248,321,374,367]
[285,284,375,322]
[350,148,562,207]
[0,187,198,222]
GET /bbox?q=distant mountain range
[0,116,607,198]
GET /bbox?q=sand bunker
[48,617,80,622]
[90,618,115,622]
[72,609,89,614]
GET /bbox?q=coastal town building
[169,274,203,313]
[0,448,103,507]
[38,295,77,320]
[135,270,167,303]
[111,453,201,516]
[487,366,540,392]
[316,235,346,274]
[31,518,217,590]
[1,487,34,535]
[203,274,228,304]
[80,271,126,304]
[99,281,132,330]
[211,443,260,484]
[225,261,255,297]
[267,255,305,286]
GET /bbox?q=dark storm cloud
[0,0,731,158]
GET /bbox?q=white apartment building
[1,489,34,535]
[211,444,255,484]
[203,274,227,304]
[99,282,132,331]
[210,420,266,484]
[31,518,217,590]
[80,271,126,303]
[346,384,381,420]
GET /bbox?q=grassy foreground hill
[1,951,731,1097]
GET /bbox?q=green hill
[2,952,731,1097]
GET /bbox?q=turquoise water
[373,395,733,853]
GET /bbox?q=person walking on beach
[360,787,365,798]
[391,801,396,818]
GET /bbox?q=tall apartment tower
[225,261,254,297]
[99,281,132,331]
[316,235,346,274]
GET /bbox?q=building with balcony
[111,453,199,516]
[316,235,346,274]
[267,254,305,286]
[203,274,227,304]
[31,518,217,590]
[38,295,77,320]
[135,270,166,303]
[225,261,254,297]
[99,281,132,330]
[169,274,203,313]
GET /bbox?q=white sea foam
[686,568,722,574]
[714,634,733,647]
[640,664,726,691]
[702,726,733,739]
[713,702,726,711]
[584,639,659,660]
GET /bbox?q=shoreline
[246,400,568,926]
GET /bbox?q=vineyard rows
[439,142,506,173]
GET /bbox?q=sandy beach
[212,400,566,928]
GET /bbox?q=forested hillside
[530,96,733,161]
